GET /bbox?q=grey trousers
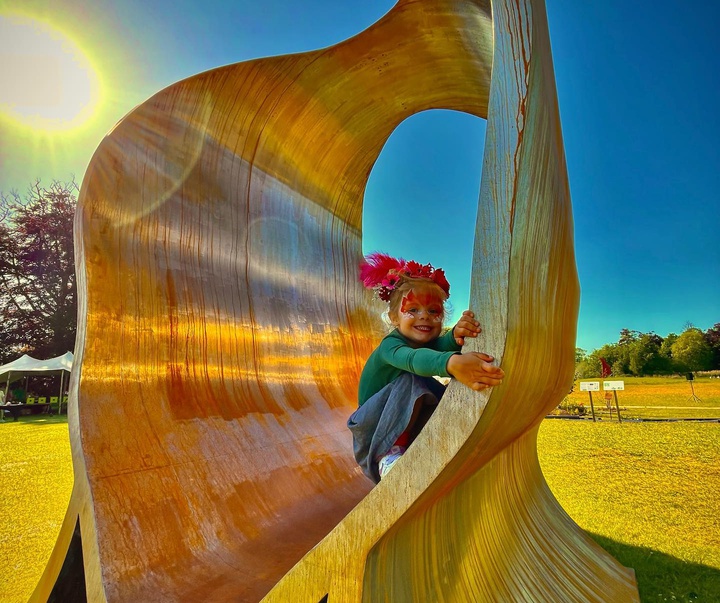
[347,372,446,483]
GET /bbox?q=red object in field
[600,357,612,378]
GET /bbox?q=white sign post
[580,381,600,421]
[602,380,625,422]
[602,381,625,391]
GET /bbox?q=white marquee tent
[0,352,74,410]
[0,352,73,385]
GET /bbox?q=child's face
[392,289,444,347]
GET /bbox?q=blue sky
[1,0,718,352]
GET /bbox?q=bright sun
[0,13,102,132]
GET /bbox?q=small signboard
[603,380,625,391]
[580,381,600,392]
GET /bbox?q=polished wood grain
[31,0,639,601]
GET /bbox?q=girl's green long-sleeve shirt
[357,328,461,405]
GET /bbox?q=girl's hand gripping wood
[447,352,504,391]
[452,310,482,346]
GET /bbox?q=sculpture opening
[363,108,486,324]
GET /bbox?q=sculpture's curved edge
[29,205,107,602]
[362,427,639,601]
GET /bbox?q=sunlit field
[538,420,720,602]
[2,377,719,602]
[559,376,720,421]
[0,416,72,603]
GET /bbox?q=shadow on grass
[590,532,720,602]
[1,413,68,426]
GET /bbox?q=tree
[618,328,641,346]
[575,354,600,379]
[575,345,615,379]
[612,330,635,375]
[704,323,720,370]
[594,342,620,367]
[660,333,678,359]
[579,325,718,378]
[628,332,666,376]
[611,359,625,376]
[0,179,78,363]
[671,328,713,373]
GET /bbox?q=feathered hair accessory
[359,252,450,302]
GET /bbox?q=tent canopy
[0,352,73,387]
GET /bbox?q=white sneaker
[378,445,406,479]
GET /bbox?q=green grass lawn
[538,420,720,602]
[0,415,73,603]
[1,401,719,602]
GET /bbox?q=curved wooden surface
[31,0,640,601]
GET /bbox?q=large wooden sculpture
[31,0,640,601]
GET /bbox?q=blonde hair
[387,276,448,324]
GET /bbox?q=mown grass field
[562,376,720,421]
[0,415,73,603]
[538,420,720,602]
[1,377,719,602]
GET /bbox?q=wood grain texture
[30,0,640,601]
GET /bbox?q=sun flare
[0,13,102,132]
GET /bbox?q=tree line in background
[0,179,78,364]
[575,325,720,379]
[1,179,719,375]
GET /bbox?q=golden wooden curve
[31,0,640,601]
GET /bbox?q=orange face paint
[400,289,444,321]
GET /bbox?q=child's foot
[378,445,406,479]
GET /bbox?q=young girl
[348,252,505,482]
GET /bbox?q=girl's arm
[381,335,457,377]
[381,331,505,390]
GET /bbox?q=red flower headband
[359,252,451,302]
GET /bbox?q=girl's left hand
[453,310,481,346]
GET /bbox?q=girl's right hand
[452,310,482,346]
[447,352,505,391]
